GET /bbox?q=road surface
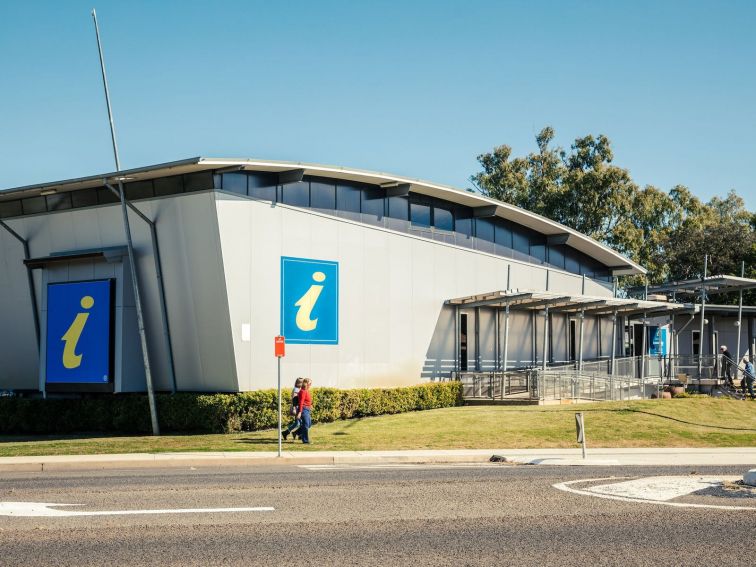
[0,463,754,565]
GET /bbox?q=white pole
[735,261,745,374]
[277,356,282,458]
[92,9,159,435]
[698,255,708,377]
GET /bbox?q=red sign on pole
[274,336,285,358]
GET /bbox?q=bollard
[575,412,587,459]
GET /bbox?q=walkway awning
[631,275,756,296]
[446,290,686,316]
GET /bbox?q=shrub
[0,381,462,435]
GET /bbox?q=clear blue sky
[1,0,754,209]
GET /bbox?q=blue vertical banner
[281,256,339,344]
[648,327,668,356]
[46,280,113,384]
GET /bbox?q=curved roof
[0,156,645,275]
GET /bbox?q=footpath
[1,447,755,472]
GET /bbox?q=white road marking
[0,502,274,517]
[299,463,504,471]
[553,476,755,511]
[587,476,729,501]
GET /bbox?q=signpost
[275,336,285,457]
[575,412,587,459]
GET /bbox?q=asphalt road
[0,464,754,566]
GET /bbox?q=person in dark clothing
[742,357,755,401]
[720,346,734,388]
[282,378,303,440]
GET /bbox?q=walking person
[282,378,303,441]
[742,357,755,401]
[297,378,313,444]
[720,345,734,388]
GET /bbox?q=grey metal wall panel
[582,317,598,360]
[0,224,38,389]
[215,194,616,389]
[0,192,237,393]
[550,313,569,364]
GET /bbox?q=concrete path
[1,447,755,472]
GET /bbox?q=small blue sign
[281,257,338,344]
[46,280,112,384]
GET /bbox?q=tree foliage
[471,127,756,296]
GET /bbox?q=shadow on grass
[500,406,756,431]
[233,438,283,446]
[0,432,219,444]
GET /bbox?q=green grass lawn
[1,398,754,457]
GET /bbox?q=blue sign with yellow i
[46,280,113,384]
[281,257,339,344]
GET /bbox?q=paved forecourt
[0,447,755,472]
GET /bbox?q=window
[97,188,120,205]
[183,171,214,193]
[154,175,183,196]
[281,182,310,207]
[46,193,72,211]
[410,200,431,228]
[310,181,336,210]
[125,180,154,200]
[433,205,454,231]
[336,184,361,217]
[455,207,473,237]
[530,243,546,262]
[548,245,565,269]
[221,173,248,195]
[387,196,409,220]
[565,248,580,274]
[513,229,529,255]
[71,189,98,208]
[475,218,494,242]
[0,200,22,218]
[361,187,384,222]
[494,220,512,248]
[21,196,46,215]
[248,173,277,201]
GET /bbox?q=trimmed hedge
[0,381,462,435]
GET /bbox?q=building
[629,276,756,378]
[0,157,664,395]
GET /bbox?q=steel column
[610,311,618,377]
[502,304,510,372]
[116,180,160,435]
[105,184,177,394]
[578,310,585,374]
[735,261,745,370]
[640,313,647,382]
[542,307,549,371]
[698,255,708,376]
[494,308,500,370]
[474,306,481,371]
[454,305,460,374]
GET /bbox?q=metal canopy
[446,289,686,316]
[632,275,756,296]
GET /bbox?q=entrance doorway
[460,313,468,371]
[569,320,576,361]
